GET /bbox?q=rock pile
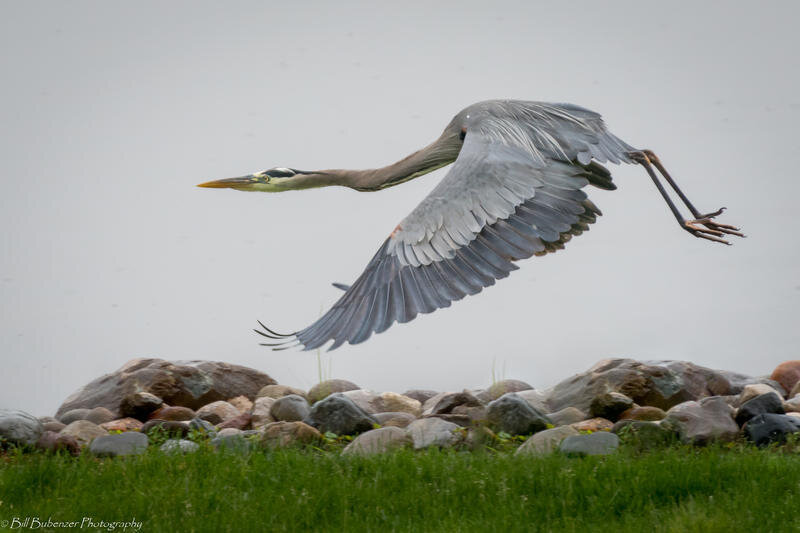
[1,357,799,457]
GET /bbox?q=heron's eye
[459,128,467,141]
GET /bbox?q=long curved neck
[286,133,462,192]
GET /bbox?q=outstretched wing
[259,102,634,350]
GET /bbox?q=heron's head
[197,168,303,192]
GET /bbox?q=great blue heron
[199,100,743,351]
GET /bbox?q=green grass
[1,444,799,533]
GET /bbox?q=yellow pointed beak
[197,175,260,190]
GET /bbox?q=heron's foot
[683,210,745,245]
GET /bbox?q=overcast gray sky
[2,1,799,417]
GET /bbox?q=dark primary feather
[258,100,635,351]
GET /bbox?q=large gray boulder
[305,393,377,435]
[270,395,311,422]
[56,358,276,418]
[406,418,461,449]
[661,397,739,445]
[544,359,740,413]
[0,409,44,446]
[516,426,579,455]
[89,432,149,457]
[560,432,619,456]
[486,393,551,435]
[342,427,411,455]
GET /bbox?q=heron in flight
[199,100,743,351]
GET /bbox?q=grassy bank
[1,444,799,533]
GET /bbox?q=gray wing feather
[284,102,631,350]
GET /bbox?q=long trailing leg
[629,151,744,245]
[642,149,744,239]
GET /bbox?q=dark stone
[430,392,483,415]
[119,391,163,420]
[590,392,634,421]
[305,393,378,435]
[307,379,360,404]
[402,389,439,404]
[486,393,552,435]
[140,419,190,438]
[56,358,276,418]
[743,413,800,447]
[89,432,149,457]
[560,432,620,456]
[735,393,785,426]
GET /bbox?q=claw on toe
[698,207,726,219]
[683,213,745,245]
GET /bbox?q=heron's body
[199,100,742,351]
